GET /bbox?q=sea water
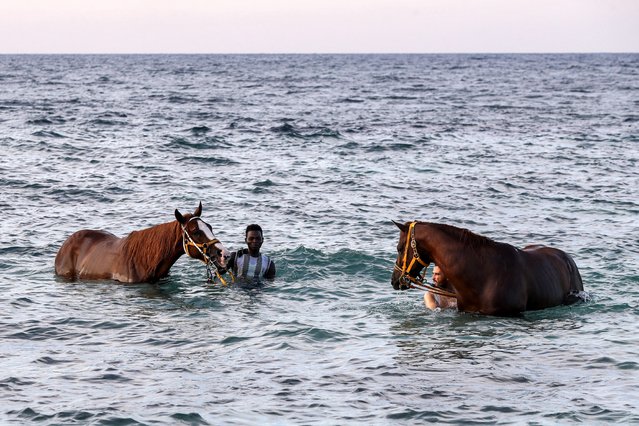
[1,54,638,424]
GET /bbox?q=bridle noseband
[394,221,457,298]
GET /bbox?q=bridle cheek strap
[396,221,429,288]
[181,218,218,265]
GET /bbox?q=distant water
[1,54,638,424]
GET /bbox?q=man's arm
[423,291,438,310]
[264,259,276,279]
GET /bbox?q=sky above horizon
[1,0,638,54]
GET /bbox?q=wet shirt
[232,249,273,281]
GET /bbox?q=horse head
[175,202,231,269]
[391,220,431,291]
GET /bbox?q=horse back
[54,230,121,280]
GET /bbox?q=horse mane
[428,222,496,249]
[120,218,185,276]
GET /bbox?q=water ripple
[0,53,638,425]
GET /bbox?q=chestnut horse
[391,221,584,316]
[55,202,230,283]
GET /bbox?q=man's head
[432,265,446,285]
[245,224,264,256]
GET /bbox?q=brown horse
[55,202,230,283]
[390,221,584,316]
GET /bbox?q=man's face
[246,230,263,253]
[432,267,445,285]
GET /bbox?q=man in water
[424,265,457,310]
[225,224,276,281]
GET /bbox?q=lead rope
[410,280,458,298]
[206,263,235,286]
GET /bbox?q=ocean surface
[1,54,638,424]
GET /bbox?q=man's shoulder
[234,248,249,258]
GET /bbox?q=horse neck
[121,220,184,278]
[417,223,494,281]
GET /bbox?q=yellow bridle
[181,218,235,285]
[393,221,457,298]
[394,221,429,289]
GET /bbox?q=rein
[394,221,457,298]
[180,217,234,285]
[410,280,457,298]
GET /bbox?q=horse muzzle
[203,242,230,269]
[391,270,411,291]
[391,263,420,291]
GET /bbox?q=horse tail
[564,253,584,305]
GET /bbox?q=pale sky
[1,0,637,54]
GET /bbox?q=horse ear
[175,209,186,224]
[392,220,408,232]
[194,201,202,217]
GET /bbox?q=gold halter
[394,221,429,289]
[394,221,457,298]
[180,217,234,285]
[181,217,218,264]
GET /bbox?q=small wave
[385,95,418,100]
[337,97,365,103]
[169,135,231,149]
[269,123,342,138]
[168,95,198,104]
[178,156,238,165]
[308,127,342,138]
[34,356,73,365]
[27,116,66,125]
[89,118,127,126]
[47,187,113,203]
[254,179,277,187]
[569,87,593,93]
[11,297,34,307]
[170,413,208,424]
[617,361,639,370]
[91,320,131,330]
[264,325,348,343]
[188,125,211,135]
[0,99,31,107]
[32,130,66,138]
[270,122,299,136]
[337,141,360,150]
[573,291,593,303]
[98,110,128,118]
[0,377,35,389]
[405,85,437,92]
[250,186,272,194]
[366,142,415,152]
[8,326,84,341]
[84,373,133,383]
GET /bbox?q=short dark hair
[245,224,263,237]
